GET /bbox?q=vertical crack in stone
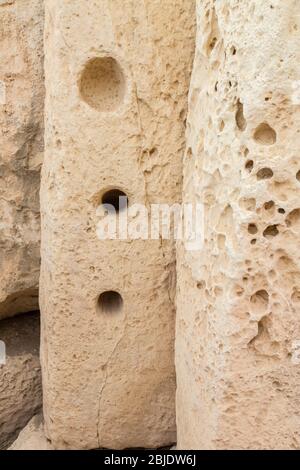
[96,329,125,448]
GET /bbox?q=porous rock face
[41,0,195,450]
[0,313,42,449]
[9,414,53,451]
[0,0,44,320]
[176,0,300,450]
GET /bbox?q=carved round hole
[101,189,128,213]
[79,57,126,112]
[97,291,123,314]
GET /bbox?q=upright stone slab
[176,0,300,450]
[41,0,195,449]
[0,0,44,319]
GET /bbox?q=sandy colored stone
[41,0,195,450]
[0,313,42,449]
[9,414,53,451]
[176,0,300,450]
[0,0,44,320]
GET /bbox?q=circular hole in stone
[101,189,128,213]
[97,291,123,314]
[79,57,126,112]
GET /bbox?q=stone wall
[0,0,44,319]
[176,0,300,450]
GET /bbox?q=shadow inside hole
[97,291,123,315]
[101,189,128,213]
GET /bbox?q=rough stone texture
[9,414,53,451]
[176,0,300,450]
[0,0,44,320]
[41,0,195,450]
[0,313,42,449]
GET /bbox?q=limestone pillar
[176,0,300,450]
[0,0,44,319]
[41,0,195,449]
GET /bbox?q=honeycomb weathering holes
[97,291,123,315]
[79,57,126,112]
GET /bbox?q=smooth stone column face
[0,0,44,319]
[41,0,195,450]
[176,0,300,450]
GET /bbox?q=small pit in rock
[257,167,274,180]
[248,223,258,235]
[253,123,277,145]
[236,100,247,131]
[263,225,279,239]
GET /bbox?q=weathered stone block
[41,0,195,450]
[0,0,44,320]
[176,0,300,450]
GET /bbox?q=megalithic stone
[41,0,195,449]
[176,0,300,450]
[0,0,44,320]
